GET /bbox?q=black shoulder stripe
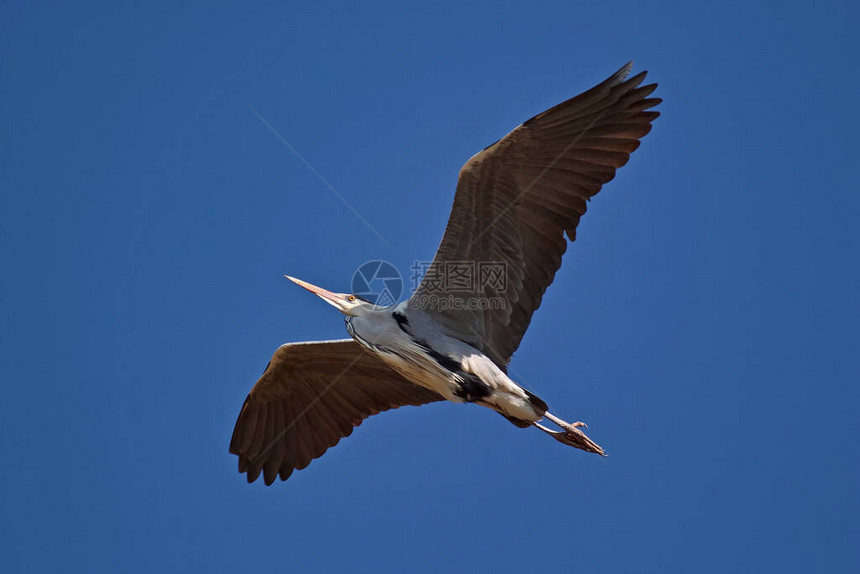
[392,311,410,333]
[427,348,462,373]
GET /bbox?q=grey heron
[230,62,660,484]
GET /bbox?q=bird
[230,62,660,485]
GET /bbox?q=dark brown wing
[229,339,443,485]
[408,62,660,369]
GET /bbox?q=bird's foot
[535,412,605,456]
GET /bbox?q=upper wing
[229,339,443,485]
[408,63,660,369]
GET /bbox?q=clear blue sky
[2,1,857,572]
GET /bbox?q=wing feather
[409,63,660,368]
[229,339,443,484]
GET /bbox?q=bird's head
[284,275,374,317]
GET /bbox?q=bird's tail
[523,388,548,414]
[496,387,549,428]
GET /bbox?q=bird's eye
[348,295,356,302]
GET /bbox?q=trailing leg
[535,411,605,456]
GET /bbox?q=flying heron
[230,62,660,484]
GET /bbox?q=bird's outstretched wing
[408,62,660,369]
[230,339,443,484]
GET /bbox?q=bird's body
[346,302,542,424]
[230,62,660,484]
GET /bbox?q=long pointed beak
[284,275,343,307]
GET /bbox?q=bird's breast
[345,314,493,403]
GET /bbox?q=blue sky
[1,1,857,572]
